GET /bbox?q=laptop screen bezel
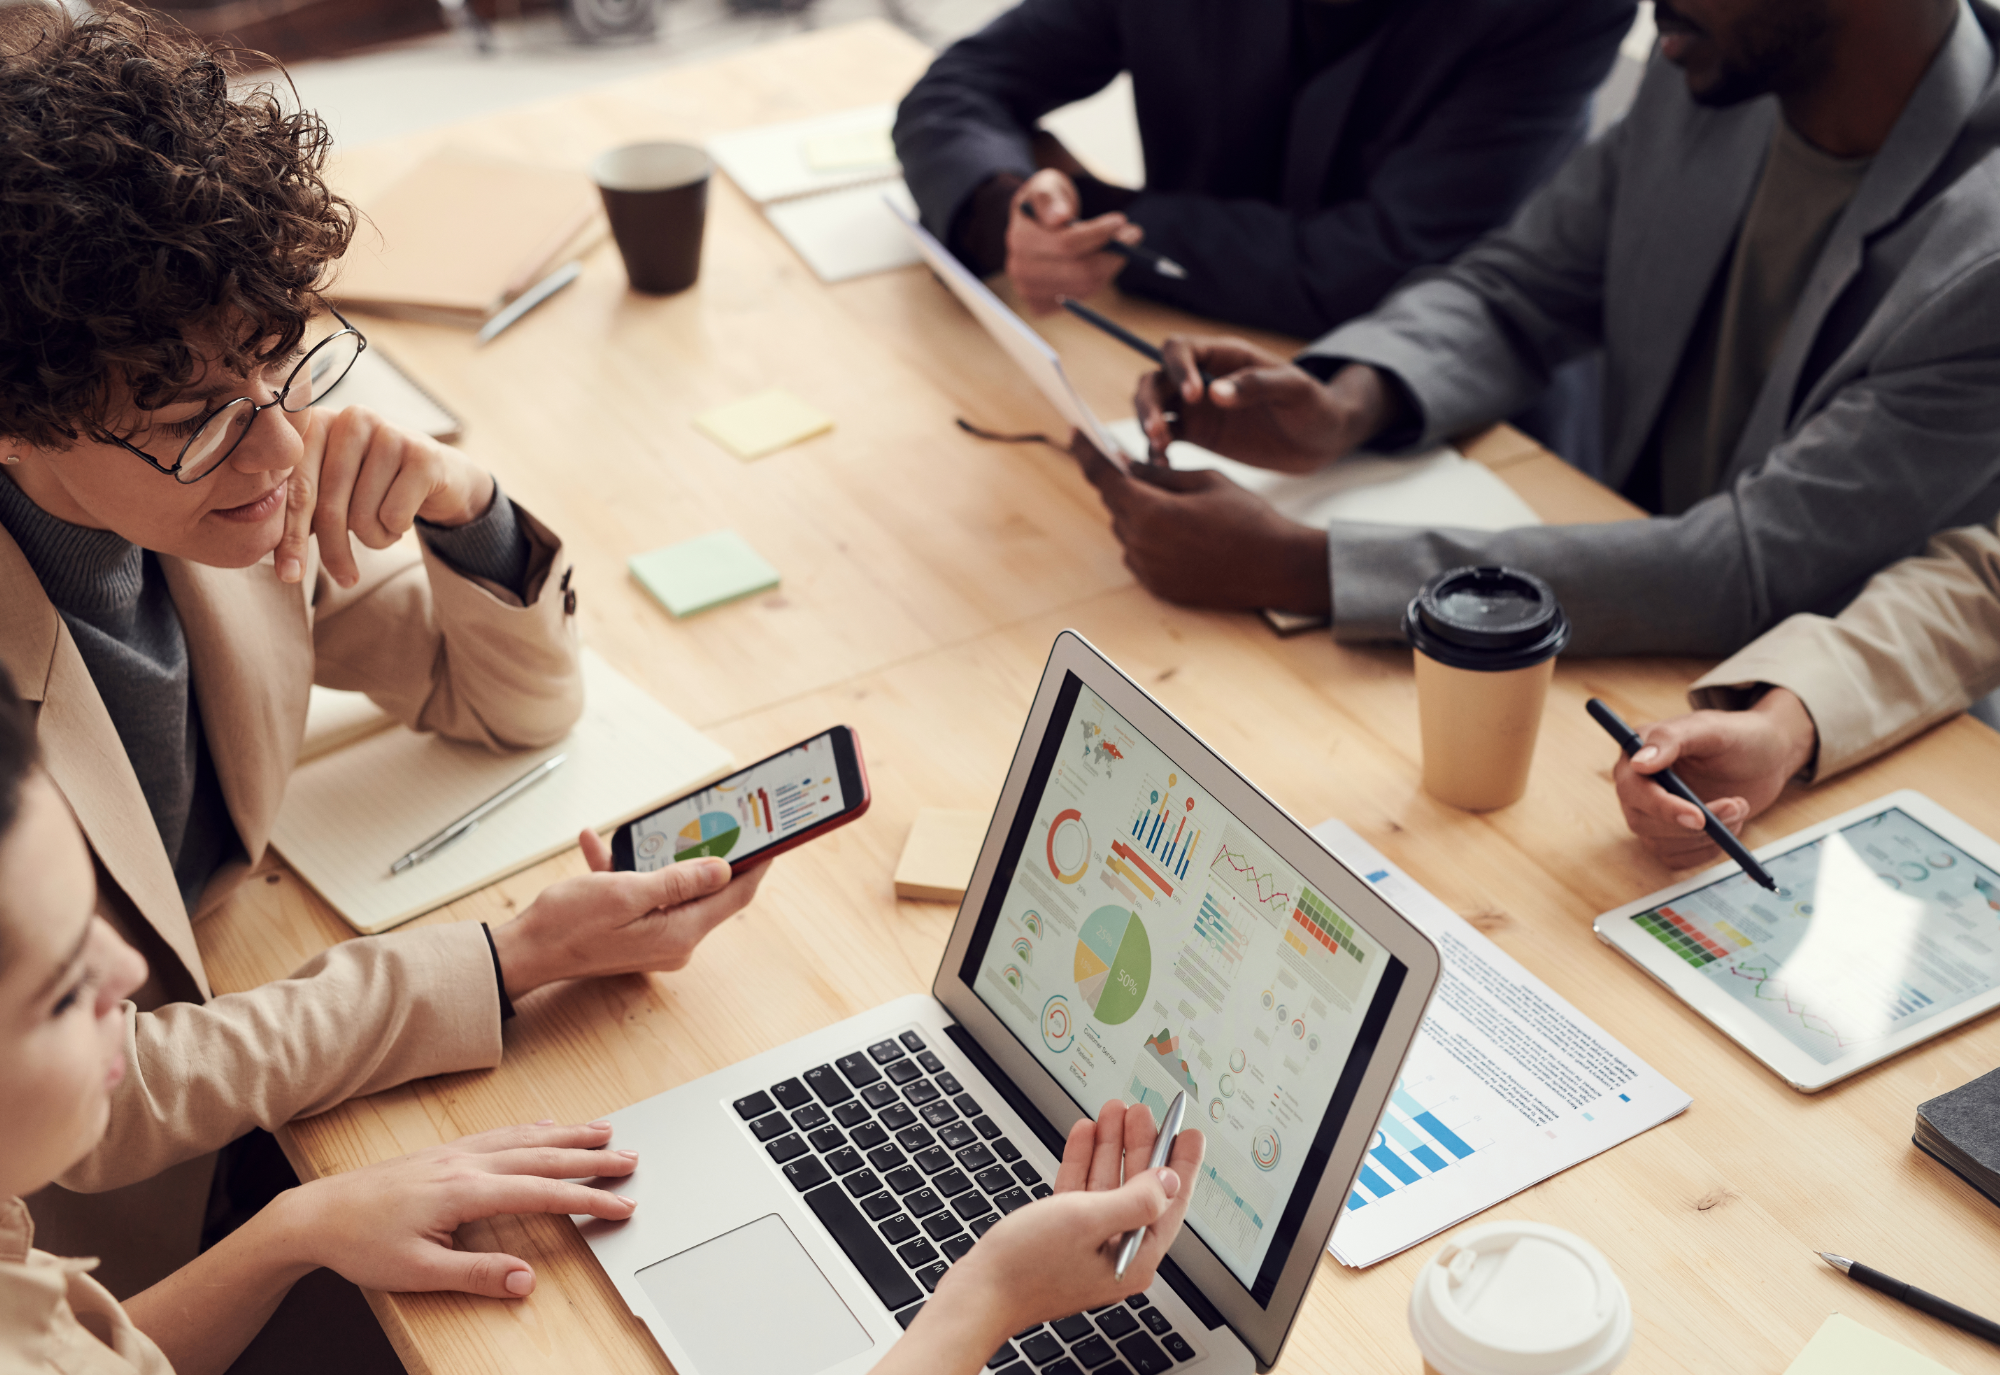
[931,631,1442,1367]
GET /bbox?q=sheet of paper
[1313,820,1692,1267]
[271,649,732,934]
[1102,419,1543,532]
[693,388,835,460]
[894,808,989,903]
[629,530,781,618]
[708,104,899,205]
[803,125,896,172]
[1784,1314,1964,1375]
[765,180,923,283]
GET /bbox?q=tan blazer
[0,926,509,1375]
[0,503,582,1000]
[0,1199,171,1375]
[1689,518,2000,779]
[0,496,581,1294]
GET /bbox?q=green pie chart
[1073,904,1151,1025]
[675,811,741,861]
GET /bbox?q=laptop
[578,631,1443,1375]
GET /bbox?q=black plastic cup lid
[1403,565,1570,672]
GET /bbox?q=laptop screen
[960,673,1407,1299]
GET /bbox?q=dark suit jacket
[1306,3,2000,656]
[893,0,1635,338]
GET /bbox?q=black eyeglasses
[106,309,368,485]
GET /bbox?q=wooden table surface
[201,21,2000,1375]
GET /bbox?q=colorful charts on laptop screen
[971,683,1396,1289]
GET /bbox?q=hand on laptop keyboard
[870,1099,1205,1375]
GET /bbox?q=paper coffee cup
[1409,1222,1632,1375]
[592,141,710,294]
[1404,566,1570,811]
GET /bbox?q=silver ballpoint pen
[389,753,568,875]
[477,260,583,345]
[1114,1090,1187,1280]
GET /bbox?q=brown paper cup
[1403,566,1570,813]
[1413,652,1556,811]
[592,141,710,294]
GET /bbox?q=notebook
[271,649,732,934]
[1915,1066,2000,1208]
[331,344,464,443]
[330,149,600,327]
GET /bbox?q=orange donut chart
[1046,807,1090,884]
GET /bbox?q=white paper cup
[1409,1222,1632,1375]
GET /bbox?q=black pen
[1586,697,1779,891]
[1057,298,1213,396]
[1818,1251,2000,1347]
[1059,296,1163,363]
[1020,200,1188,279]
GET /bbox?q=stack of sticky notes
[693,388,834,461]
[630,530,780,618]
[893,808,990,903]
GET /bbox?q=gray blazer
[1305,1,2000,656]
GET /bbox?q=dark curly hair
[0,1,355,448]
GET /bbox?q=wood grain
[193,21,2000,1375]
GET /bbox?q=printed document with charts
[1313,821,1691,1267]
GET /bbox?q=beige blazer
[0,502,582,1000]
[1689,519,2000,779]
[0,1199,171,1375]
[0,926,509,1375]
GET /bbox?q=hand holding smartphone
[610,726,869,872]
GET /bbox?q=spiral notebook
[272,649,732,934]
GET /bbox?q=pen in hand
[1020,199,1189,280]
[1114,1090,1186,1280]
[1586,698,1779,891]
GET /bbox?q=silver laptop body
[579,631,1443,1375]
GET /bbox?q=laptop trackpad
[636,1213,874,1375]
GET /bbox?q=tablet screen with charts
[1593,790,2000,1091]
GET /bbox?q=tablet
[1593,790,2000,1092]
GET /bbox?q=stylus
[1818,1251,2000,1347]
[1021,200,1188,279]
[1114,1090,1187,1280]
[1585,698,1779,892]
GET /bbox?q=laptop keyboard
[730,1029,1199,1374]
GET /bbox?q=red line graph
[1212,844,1293,910]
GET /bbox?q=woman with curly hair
[0,0,768,1319]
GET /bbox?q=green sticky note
[629,531,780,618]
[692,388,834,461]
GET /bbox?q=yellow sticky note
[802,126,896,172]
[1784,1314,1964,1375]
[693,388,834,461]
[894,809,989,903]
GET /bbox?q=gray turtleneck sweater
[0,472,532,912]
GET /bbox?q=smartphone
[610,725,870,872]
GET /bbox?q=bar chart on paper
[1346,1079,1484,1213]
